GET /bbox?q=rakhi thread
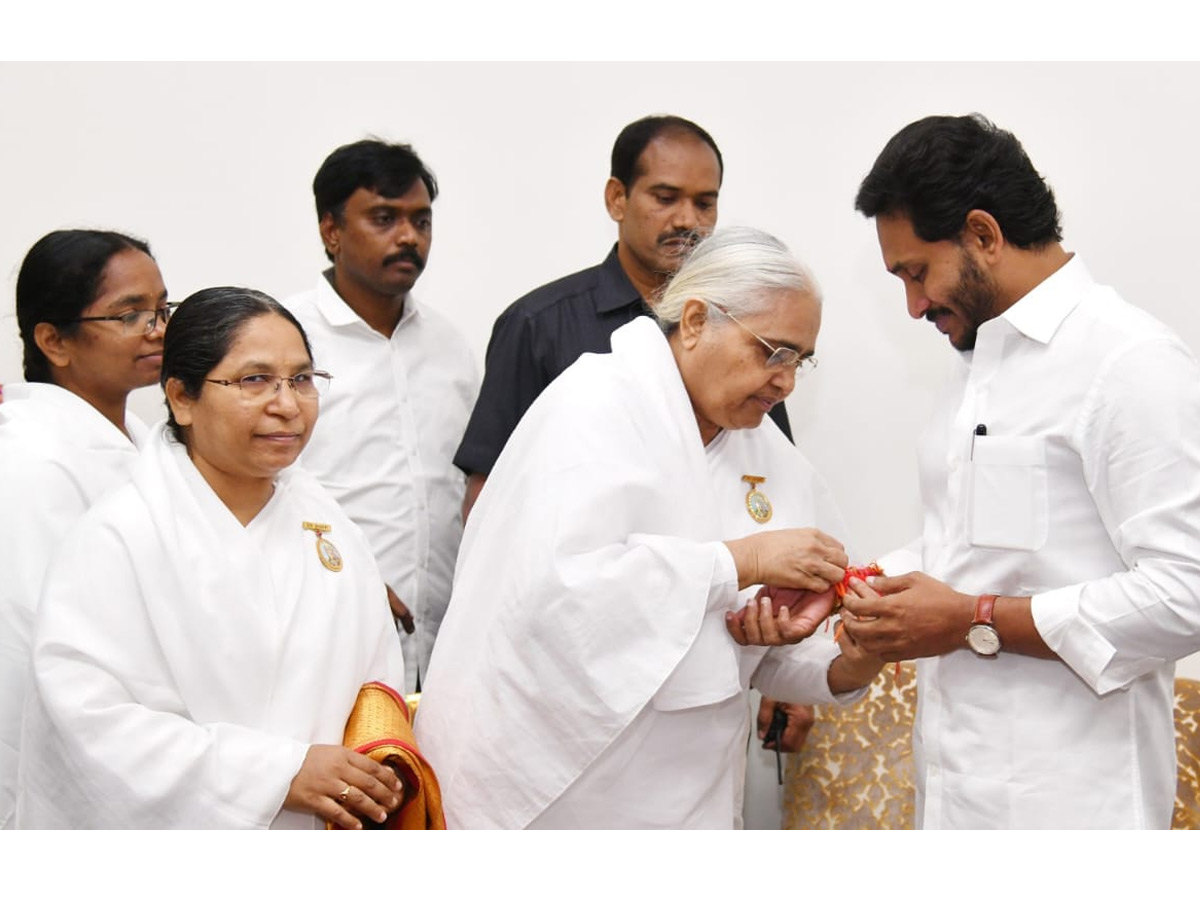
[829,562,903,684]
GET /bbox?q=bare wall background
[2,61,1197,677]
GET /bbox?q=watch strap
[973,594,998,627]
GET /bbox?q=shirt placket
[921,328,1006,827]
[390,333,431,627]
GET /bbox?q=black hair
[854,113,1062,249]
[15,229,154,383]
[610,115,724,190]
[312,139,437,261]
[161,287,314,444]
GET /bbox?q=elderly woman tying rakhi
[17,287,442,829]
[415,227,885,829]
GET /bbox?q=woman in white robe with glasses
[415,227,884,829]
[17,287,415,829]
[0,230,170,830]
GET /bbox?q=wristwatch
[966,594,1001,657]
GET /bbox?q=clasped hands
[722,527,895,695]
[723,527,847,646]
[722,522,973,662]
[837,570,976,662]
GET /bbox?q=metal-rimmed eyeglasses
[70,303,180,337]
[709,303,818,373]
[204,371,333,400]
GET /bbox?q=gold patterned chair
[782,662,918,829]
[1175,677,1200,829]
[782,670,1200,830]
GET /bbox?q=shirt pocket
[969,436,1048,551]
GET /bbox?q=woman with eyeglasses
[0,229,170,829]
[17,287,441,829]
[414,227,885,829]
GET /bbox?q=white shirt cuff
[1031,584,1123,694]
[708,541,741,613]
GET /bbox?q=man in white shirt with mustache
[285,139,478,694]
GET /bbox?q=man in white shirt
[841,113,1200,828]
[285,140,478,692]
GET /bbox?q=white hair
[652,225,821,331]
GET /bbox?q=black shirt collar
[595,244,647,314]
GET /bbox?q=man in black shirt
[454,114,792,518]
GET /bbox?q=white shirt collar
[997,253,1091,345]
[312,270,420,334]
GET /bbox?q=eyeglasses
[205,371,333,399]
[710,304,818,373]
[71,303,179,336]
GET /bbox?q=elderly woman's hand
[725,584,836,645]
[725,527,848,593]
[283,744,406,830]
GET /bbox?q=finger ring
[337,786,351,803]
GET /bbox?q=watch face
[968,624,1001,656]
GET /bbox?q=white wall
[2,62,1198,677]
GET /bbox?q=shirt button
[948,456,961,471]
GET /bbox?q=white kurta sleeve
[1032,339,1200,694]
[750,631,866,706]
[2,456,91,620]
[415,452,741,827]
[23,525,310,829]
[0,456,92,828]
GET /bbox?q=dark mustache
[657,229,701,248]
[383,248,425,270]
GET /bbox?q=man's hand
[725,585,836,646]
[838,571,974,662]
[385,585,415,635]
[757,696,815,752]
[827,603,887,693]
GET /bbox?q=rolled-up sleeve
[1033,337,1200,694]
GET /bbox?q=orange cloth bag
[329,681,446,829]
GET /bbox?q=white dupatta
[416,318,851,828]
[18,424,403,828]
[0,383,145,829]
